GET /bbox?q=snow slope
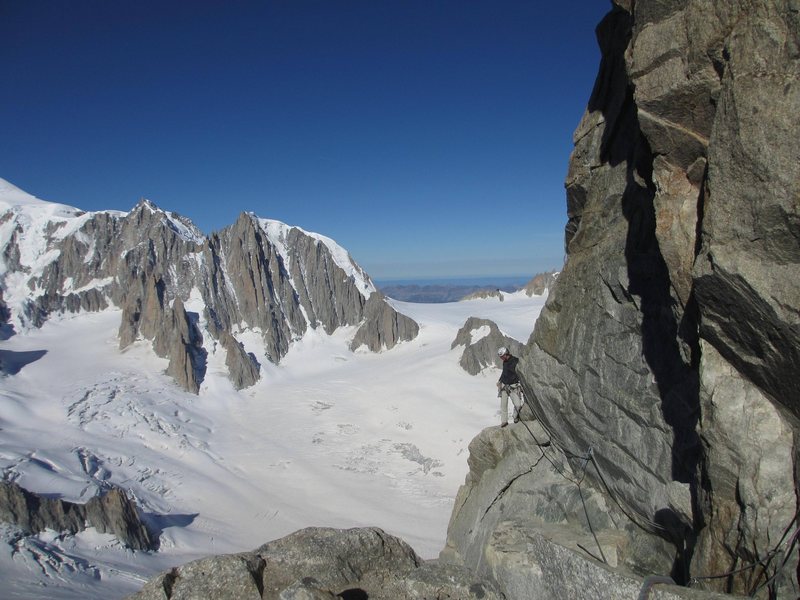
[0,289,546,600]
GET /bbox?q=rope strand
[519,387,668,536]
[514,390,608,563]
[517,384,800,594]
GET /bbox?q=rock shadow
[616,65,702,591]
[0,349,47,375]
[587,3,703,585]
[143,511,199,549]
[185,310,208,383]
[338,589,368,600]
[0,322,15,341]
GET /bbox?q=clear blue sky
[1,1,611,280]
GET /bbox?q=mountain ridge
[0,178,418,392]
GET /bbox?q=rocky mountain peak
[131,197,159,212]
[0,185,418,392]
[126,198,205,245]
[450,317,524,376]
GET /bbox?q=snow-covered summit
[0,180,95,284]
[0,177,85,219]
[0,177,56,207]
[255,215,376,299]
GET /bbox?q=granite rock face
[0,192,418,393]
[127,527,503,600]
[445,0,799,598]
[441,424,750,600]
[119,274,207,393]
[0,480,155,551]
[220,330,261,391]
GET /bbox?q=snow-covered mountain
[0,179,418,392]
[0,177,548,599]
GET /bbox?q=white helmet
[497,347,508,357]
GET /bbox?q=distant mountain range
[0,178,418,392]
[379,272,558,303]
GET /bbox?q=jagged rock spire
[0,188,418,393]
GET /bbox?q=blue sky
[1,1,611,280]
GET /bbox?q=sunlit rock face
[445,0,799,598]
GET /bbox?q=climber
[496,347,524,427]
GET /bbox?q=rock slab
[127,527,503,600]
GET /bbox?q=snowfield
[0,290,546,600]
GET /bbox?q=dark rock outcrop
[220,330,261,390]
[349,292,419,352]
[450,317,524,376]
[443,0,799,598]
[127,527,503,600]
[460,288,505,301]
[522,271,558,296]
[0,480,155,551]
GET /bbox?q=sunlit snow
[0,288,546,600]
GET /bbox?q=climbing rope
[513,391,610,564]
[518,388,668,537]
[686,508,800,597]
[515,384,800,595]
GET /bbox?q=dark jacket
[499,355,520,385]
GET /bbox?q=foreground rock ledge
[127,524,743,600]
[126,527,502,600]
[439,424,745,600]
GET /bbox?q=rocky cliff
[0,185,418,392]
[443,0,799,598]
[0,481,155,551]
[128,527,503,600]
